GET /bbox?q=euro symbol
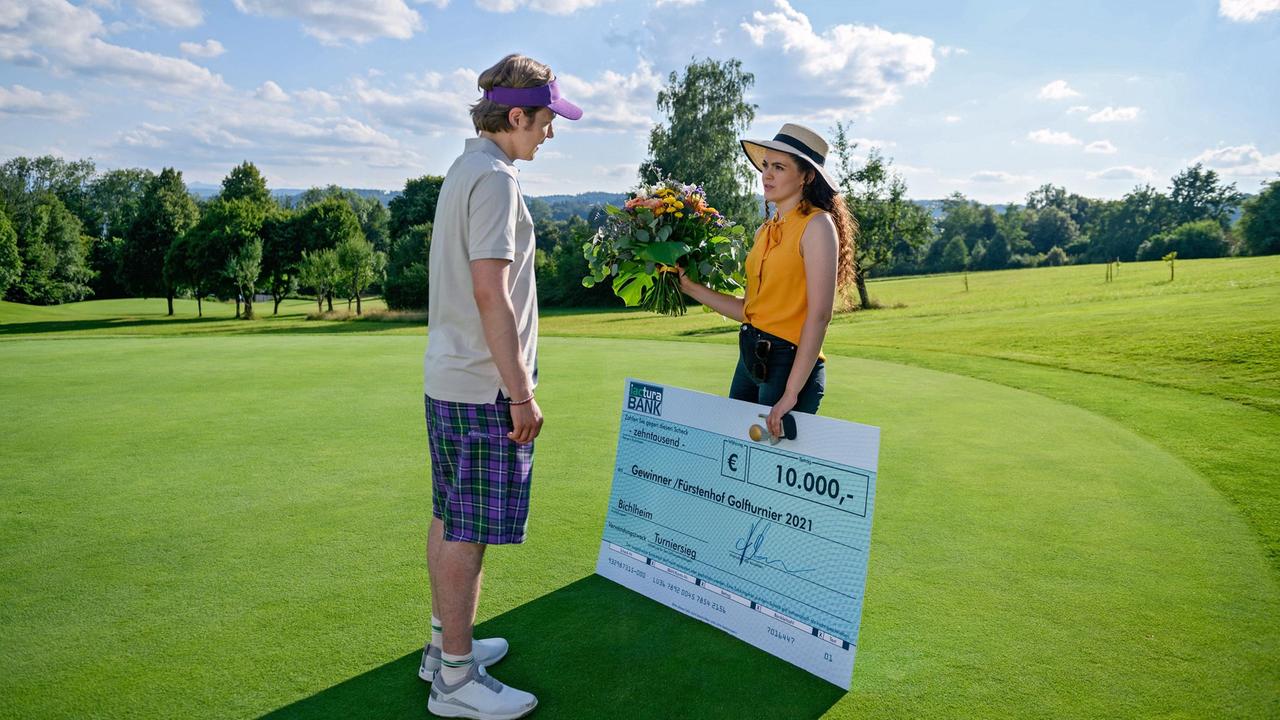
[727,453,739,472]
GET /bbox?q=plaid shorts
[424,394,534,545]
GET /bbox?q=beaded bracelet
[508,394,535,406]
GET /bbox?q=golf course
[2,255,1278,719]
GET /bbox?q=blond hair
[470,54,554,133]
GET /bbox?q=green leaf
[613,272,653,307]
[636,241,689,266]
[635,229,650,243]
[656,225,673,242]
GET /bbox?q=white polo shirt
[423,136,538,404]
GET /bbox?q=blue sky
[1,0,1277,202]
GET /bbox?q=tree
[335,234,382,315]
[1169,163,1244,229]
[1091,185,1173,261]
[220,161,272,206]
[0,156,97,233]
[225,239,263,319]
[389,176,444,244]
[941,236,969,272]
[9,193,94,304]
[1238,180,1280,256]
[295,185,391,253]
[122,168,199,315]
[1027,207,1079,254]
[640,58,758,226]
[0,211,20,297]
[84,168,153,299]
[292,197,362,254]
[260,209,300,315]
[184,197,269,314]
[384,222,432,311]
[163,233,202,316]
[298,248,340,314]
[831,125,933,307]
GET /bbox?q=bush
[1009,253,1043,269]
[1138,220,1228,261]
[1043,246,1068,267]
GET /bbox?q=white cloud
[1191,144,1280,177]
[654,0,701,5]
[475,0,608,13]
[1085,140,1118,154]
[179,39,225,58]
[1037,79,1081,100]
[295,88,340,112]
[0,84,81,119]
[1087,106,1140,122]
[970,170,1029,183]
[1219,0,1280,21]
[1088,166,1156,181]
[255,80,289,102]
[741,0,936,115]
[231,0,424,44]
[938,45,968,57]
[1067,105,1091,114]
[352,68,478,135]
[1028,128,1081,146]
[133,0,203,27]
[557,60,662,131]
[943,114,961,123]
[0,0,226,94]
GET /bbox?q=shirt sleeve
[467,170,520,262]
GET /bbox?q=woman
[680,123,856,438]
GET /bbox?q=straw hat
[740,123,838,195]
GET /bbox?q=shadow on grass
[0,316,422,336]
[678,324,738,337]
[261,575,844,720]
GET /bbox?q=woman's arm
[676,225,763,322]
[678,271,745,322]
[766,213,837,437]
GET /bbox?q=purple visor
[482,79,582,121]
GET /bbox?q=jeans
[729,324,825,413]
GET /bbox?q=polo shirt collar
[466,136,515,167]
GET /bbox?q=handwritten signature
[733,518,813,574]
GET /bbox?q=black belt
[739,324,796,351]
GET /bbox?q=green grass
[2,255,1278,718]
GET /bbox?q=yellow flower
[654,206,665,215]
[675,212,684,218]
[674,201,684,209]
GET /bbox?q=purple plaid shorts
[424,394,534,545]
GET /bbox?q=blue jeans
[729,325,825,413]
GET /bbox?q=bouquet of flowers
[583,178,748,316]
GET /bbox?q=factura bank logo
[627,382,663,416]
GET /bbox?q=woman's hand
[767,391,798,439]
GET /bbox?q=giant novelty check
[594,379,880,688]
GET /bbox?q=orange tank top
[743,205,824,347]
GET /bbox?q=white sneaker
[427,663,537,720]
[419,638,510,683]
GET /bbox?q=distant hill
[186,182,1014,223]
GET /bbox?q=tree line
[0,156,447,317]
[3,58,1278,316]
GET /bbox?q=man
[419,54,581,720]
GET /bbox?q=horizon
[2,0,1278,204]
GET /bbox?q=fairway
[2,327,1278,717]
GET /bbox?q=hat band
[772,132,825,167]
[483,80,559,107]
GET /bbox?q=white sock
[430,615,443,648]
[440,650,474,685]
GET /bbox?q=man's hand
[508,398,544,444]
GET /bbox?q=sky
[1,0,1278,203]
